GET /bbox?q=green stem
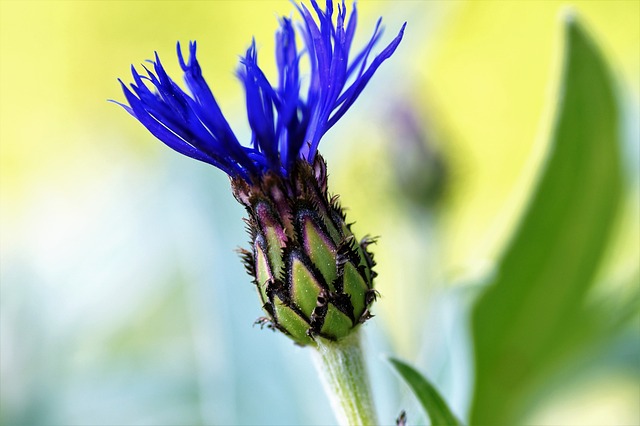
[312,332,378,426]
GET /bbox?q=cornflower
[116,1,404,424]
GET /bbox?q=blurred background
[1,1,638,425]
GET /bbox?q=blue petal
[329,22,406,130]
[119,80,230,171]
[238,41,279,170]
[116,0,405,180]
[176,42,257,175]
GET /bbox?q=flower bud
[233,155,377,345]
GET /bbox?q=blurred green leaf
[388,357,462,426]
[470,16,623,425]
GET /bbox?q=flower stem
[312,332,378,426]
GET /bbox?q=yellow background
[1,1,637,424]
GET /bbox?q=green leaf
[470,16,622,425]
[388,357,462,426]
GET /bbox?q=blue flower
[117,0,405,182]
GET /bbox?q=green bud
[232,155,377,345]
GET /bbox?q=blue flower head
[117,0,405,182]
[116,0,405,346]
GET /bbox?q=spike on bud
[232,154,377,345]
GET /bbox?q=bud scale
[232,155,377,345]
